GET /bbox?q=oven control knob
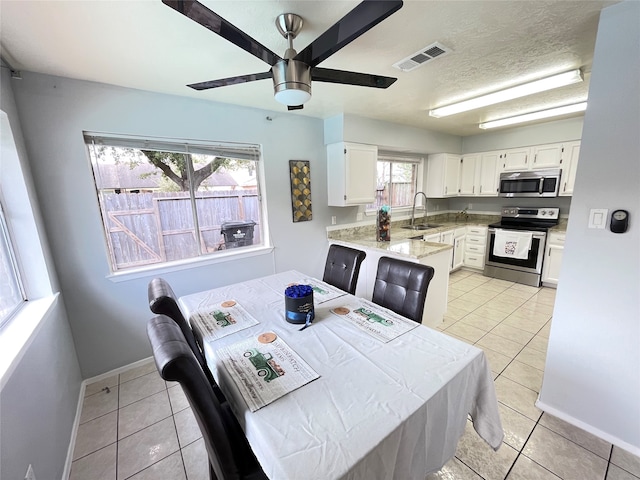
[541,210,547,216]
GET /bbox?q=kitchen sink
[402,224,442,231]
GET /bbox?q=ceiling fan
[162,0,403,110]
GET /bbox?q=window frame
[0,198,27,329]
[84,132,271,278]
[366,153,424,214]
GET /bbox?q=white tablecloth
[179,270,503,480]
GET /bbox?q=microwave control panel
[501,207,559,220]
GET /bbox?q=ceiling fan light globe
[274,87,311,106]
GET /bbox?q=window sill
[364,206,417,217]
[106,245,275,283]
[0,293,59,390]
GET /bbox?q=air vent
[392,42,452,72]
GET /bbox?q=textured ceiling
[0,0,617,137]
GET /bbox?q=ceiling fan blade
[295,0,403,67]
[187,71,272,91]
[162,0,282,66]
[287,105,304,111]
[312,68,397,88]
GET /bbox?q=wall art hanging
[289,160,312,222]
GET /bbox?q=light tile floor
[69,270,640,480]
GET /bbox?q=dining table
[178,270,503,480]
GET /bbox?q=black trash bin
[221,221,256,249]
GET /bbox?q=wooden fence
[373,182,415,208]
[102,190,260,270]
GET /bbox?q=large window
[85,134,266,273]
[367,155,420,211]
[0,200,26,327]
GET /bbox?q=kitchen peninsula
[327,214,497,328]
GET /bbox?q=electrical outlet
[331,216,336,225]
[468,203,473,210]
[25,464,36,480]
[356,213,363,221]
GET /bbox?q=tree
[140,150,232,191]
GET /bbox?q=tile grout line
[115,373,120,480]
[166,381,192,479]
[452,276,619,480]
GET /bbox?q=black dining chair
[147,315,268,480]
[147,277,225,402]
[371,257,435,323]
[323,244,367,295]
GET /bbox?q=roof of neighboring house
[95,163,239,189]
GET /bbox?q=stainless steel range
[484,207,560,287]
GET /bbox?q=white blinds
[83,132,260,161]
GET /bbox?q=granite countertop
[549,219,568,232]
[327,213,567,260]
[327,214,498,260]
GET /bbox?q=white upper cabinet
[559,141,581,196]
[478,151,500,196]
[327,142,378,206]
[426,153,461,198]
[501,147,531,171]
[531,143,563,169]
[459,154,479,196]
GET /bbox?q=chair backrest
[148,278,212,382]
[322,244,367,295]
[147,315,266,480]
[371,257,435,323]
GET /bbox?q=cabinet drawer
[466,235,486,246]
[467,226,487,236]
[465,244,486,255]
[548,232,566,245]
[464,252,485,269]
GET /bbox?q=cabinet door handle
[472,186,475,193]
[525,155,528,164]
[563,182,567,192]
[548,249,551,257]
[534,154,537,163]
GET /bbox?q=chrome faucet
[410,191,429,226]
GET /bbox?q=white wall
[342,113,462,153]
[1,66,82,480]
[11,73,330,377]
[462,116,584,153]
[537,0,640,453]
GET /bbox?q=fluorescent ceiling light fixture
[429,69,583,118]
[478,102,587,129]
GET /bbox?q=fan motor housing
[272,59,311,105]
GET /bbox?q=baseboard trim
[535,399,640,457]
[61,381,85,480]
[61,356,154,480]
[82,356,155,385]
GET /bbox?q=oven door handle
[489,228,547,239]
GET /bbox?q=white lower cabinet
[423,229,464,272]
[542,232,566,287]
[464,226,488,270]
[453,235,465,271]
[440,230,455,246]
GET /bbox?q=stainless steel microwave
[498,168,561,198]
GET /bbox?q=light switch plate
[589,209,608,229]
